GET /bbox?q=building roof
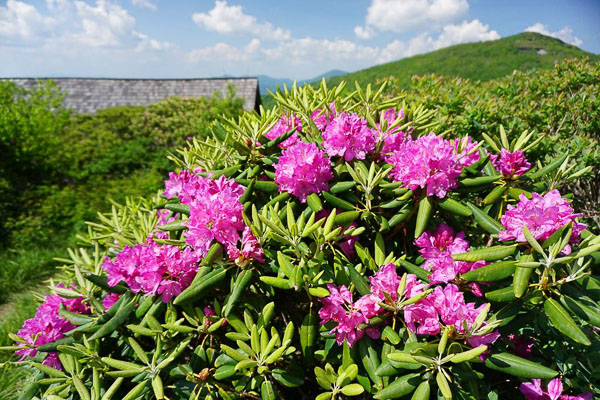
[6,77,261,113]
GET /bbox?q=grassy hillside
[323,32,598,90]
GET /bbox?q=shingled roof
[7,77,261,113]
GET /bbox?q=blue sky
[1,0,598,80]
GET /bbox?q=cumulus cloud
[0,0,170,50]
[192,1,290,41]
[525,23,583,47]
[0,0,56,41]
[262,37,380,64]
[131,0,157,11]
[188,38,261,63]
[377,19,499,63]
[355,0,469,38]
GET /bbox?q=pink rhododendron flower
[311,102,336,131]
[491,149,531,178]
[520,378,592,400]
[264,113,302,148]
[274,141,333,203]
[16,288,89,369]
[318,284,379,347]
[102,241,200,303]
[322,112,377,161]
[387,133,463,198]
[227,226,266,264]
[499,190,586,254]
[415,223,487,284]
[404,284,499,348]
[163,168,205,204]
[184,176,245,257]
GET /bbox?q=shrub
[389,58,600,229]
[3,81,599,400]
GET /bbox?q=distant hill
[322,32,599,90]
[258,70,347,94]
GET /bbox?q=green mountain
[321,32,599,90]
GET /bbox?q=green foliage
[395,57,600,228]
[323,32,599,90]
[4,79,598,400]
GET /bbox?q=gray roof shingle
[5,77,261,113]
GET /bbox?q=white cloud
[355,0,469,38]
[0,0,56,41]
[188,39,261,63]
[131,0,157,11]
[72,0,137,47]
[525,23,583,47]
[377,19,499,63]
[262,37,380,65]
[192,0,290,41]
[0,0,170,50]
[435,19,500,49]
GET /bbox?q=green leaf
[483,186,506,205]
[411,380,430,400]
[523,225,544,255]
[375,233,385,266]
[307,193,323,212]
[164,203,190,215]
[527,153,568,180]
[452,245,516,262]
[466,202,504,234]
[544,298,591,345]
[224,269,253,317]
[359,338,382,387]
[560,295,600,328]
[322,191,355,211]
[88,298,136,341]
[330,181,356,194]
[415,196,433,239]
[272,368,304,387]
[450,346,487,363]
[261,380,277,400]
[462,261,516,282]
[174,267,227,305]
[214,365,237,380]
[460,175,500,187]
[438,198,472,216]
[374,373,420,399]
[484,353,558,378]
[485,286,516,302]
[334,211,360,226]
[300,312,317,362]
[397,259,430,283]
[122,381,148,400]
[513,266,533,298]
[341,383,365,396]
[260,276,293,289]
[436,372,452,399]
[347,265,371,295]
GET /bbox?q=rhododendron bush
[3,81,600,400]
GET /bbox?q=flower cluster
[386,133,478,198]
[16,288,89,369]
[415,223,487,285]
[520,378,592,400]
[163,167,205,204]
[319,264,425,347]
[264,113,302,148]
[492,149,531,178]
[499,190,586,253]
[404,284,500,347]
[102,241,200,302]
[322,112,377,161]
[183,176,244,256]
[274,141,333,202]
